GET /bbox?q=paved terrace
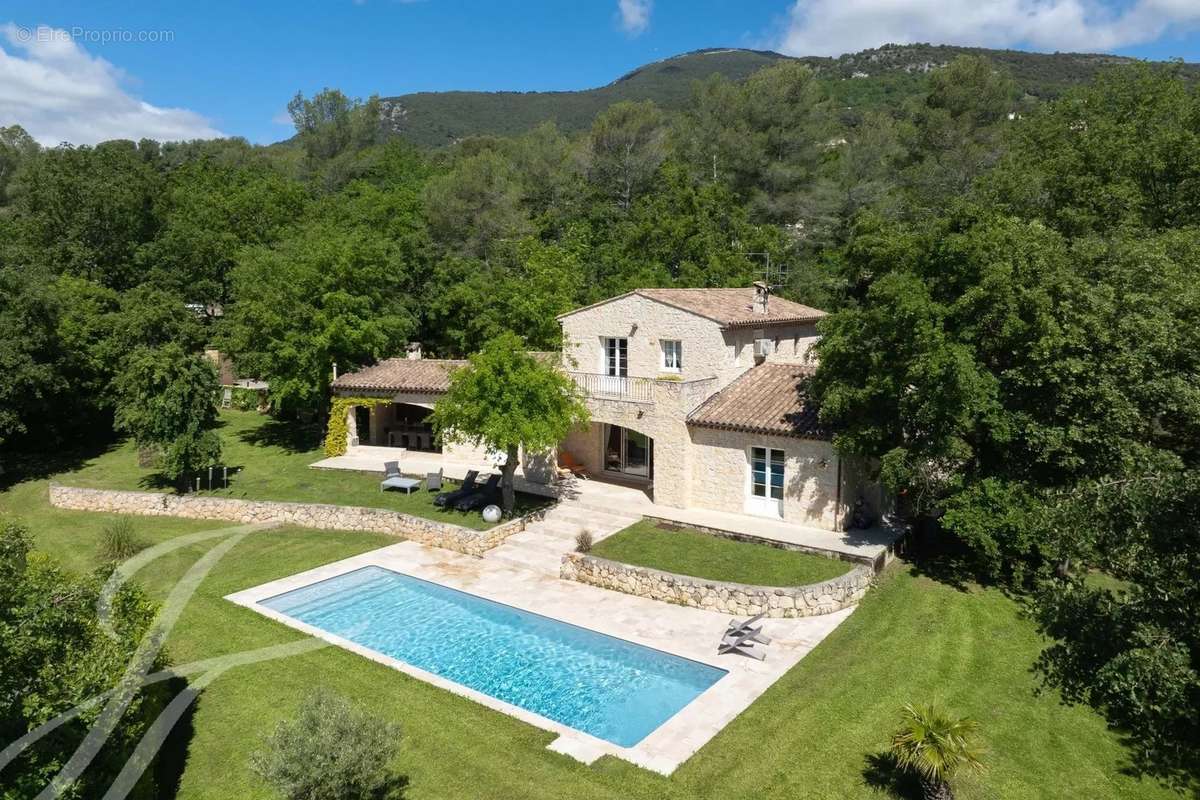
[227,540,853,775]
[310,445,900,567]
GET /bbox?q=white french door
[600,337,628,395]
[747,446,785,518]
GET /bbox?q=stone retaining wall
[560,552,873,618]
[48,484,540,557]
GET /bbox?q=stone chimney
[752,281,770,314]
[406,342,423,360]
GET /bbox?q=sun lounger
[726,613,771,645]
[717,629,767,660]
[434,470,479,508]
[454,474,501,511]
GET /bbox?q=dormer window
[661,340,682,372]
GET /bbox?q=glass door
[623,429,650,477]
[747,446,785,518]
[603,424,652,479]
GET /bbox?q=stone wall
[560,552,873,618]
[48,484,540,557]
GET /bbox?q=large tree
[9,139,163,290]
[587,100,668,211]
[113,344,222,482]
[430,333,589,513]
[422,149,531,258]
[221,222,417,413]
[811,66,1200,785]
[138,156,307,308]
[1031,471,1200,788]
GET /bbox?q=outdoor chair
[426,468,444,491]
[434,470,479,508]
[556,450,589,480]
[454,473,502,511]
[383,461,402,479]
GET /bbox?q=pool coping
[226,541,854,775]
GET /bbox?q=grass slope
[590,519,850,586]
[0,443,1178,799]
[54,410,549,530]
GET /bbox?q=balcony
[567,372,654,403]
[566,372,718,415]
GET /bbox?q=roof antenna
[731,241,788,313]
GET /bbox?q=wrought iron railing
[566,372,654,403]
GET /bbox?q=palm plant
[889,703,984,800]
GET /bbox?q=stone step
[503,531,576,552]
[559,494,652,520]
[525,519,637,546]
[523,520,596,540]
[549,504,639,529]
[483,547,564,576]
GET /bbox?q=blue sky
[2,0,1199,146]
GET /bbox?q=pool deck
[227,540,854,775]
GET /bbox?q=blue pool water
[260,566,726,747]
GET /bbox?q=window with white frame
[661,339,682,372]
[603,337,628,377]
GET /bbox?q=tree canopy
[430,333,589,513]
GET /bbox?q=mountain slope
[380,49,786,146]
[379,45,1197,147]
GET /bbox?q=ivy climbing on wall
[324,397,391,456]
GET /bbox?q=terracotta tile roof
[558,288,825,328]
[331,359,466,394]
[687,363,828,440]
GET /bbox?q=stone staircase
[483,498,639,576]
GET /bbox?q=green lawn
[0,456,1181,799]
[590,519,852,586]
[53,409,551,530]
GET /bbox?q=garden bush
[250,688,406,800]
[98,518,147,563]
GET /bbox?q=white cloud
[0,23,223,146]
[617,0,652,36]
[774,0,1200,58]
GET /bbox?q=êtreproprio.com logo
[12,24,175,45]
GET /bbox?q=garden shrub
[98,517,147,563]
[250,688,406,800]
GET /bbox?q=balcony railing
[567,371,654,403]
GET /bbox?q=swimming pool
[259,566,727,747]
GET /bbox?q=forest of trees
[1,56,1197,787]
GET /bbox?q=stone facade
[688,427,843,529]
[554,290,882,529]
[48,484,540,557]
[560,552,873,618]
[560,292,818,391]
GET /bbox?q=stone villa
[331,284,884,533]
